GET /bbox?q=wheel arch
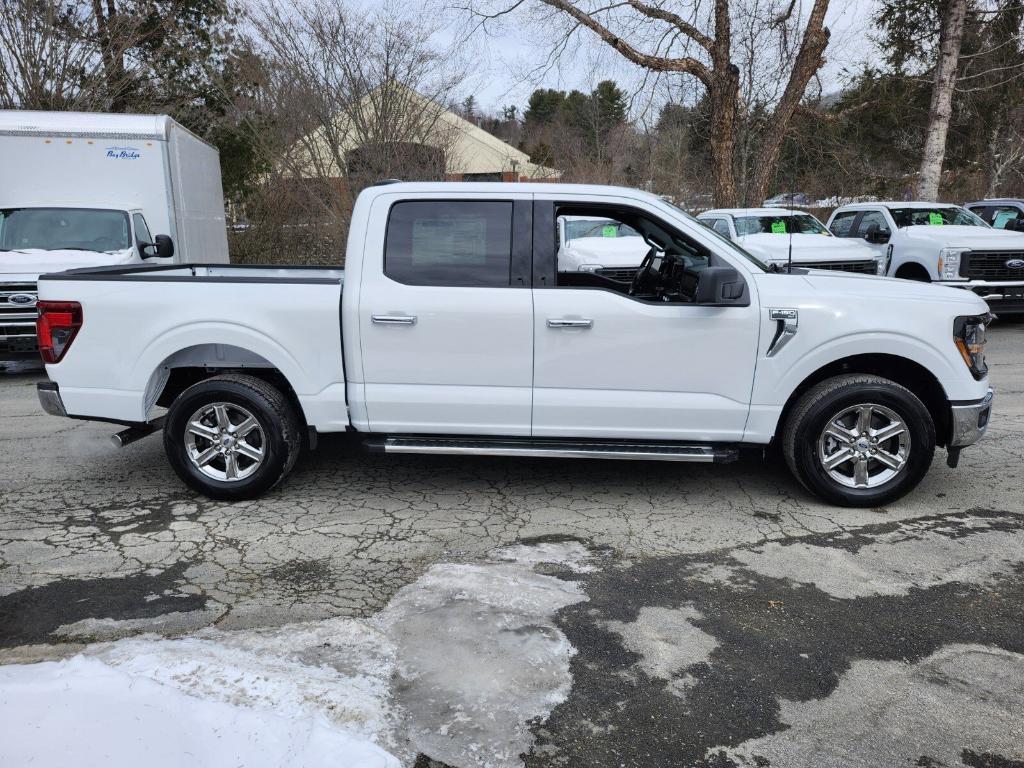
[144,343,308,428]
[894,261,932,281]
[777,353,951,447]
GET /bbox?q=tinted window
[855,211,890,237]
[829,211,858,236]
[133,214,153,245]
[385,201,513,287]
[989,206,1023,229]
[888,206,985,227]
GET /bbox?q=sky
[422,0,881,119]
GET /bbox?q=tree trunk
[708,67,740,207]
[917,0,968,201]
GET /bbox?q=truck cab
[963,199,1024,231]
[827,201,1024,315]
[697,208,884,275]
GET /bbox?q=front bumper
[37,381,67,417]
[940,281,1024,315]
[949,389,993,448]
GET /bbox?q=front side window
[133,214,153,247]
[989,206,1023,229]
[0,207,131,253]
[712,219,732,238]
[385,200,513,287]
[735,213,829,236]
[855,211,891,237]
[888,206,987,228]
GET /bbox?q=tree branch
[537,0,712,84]
[625,0,713,51]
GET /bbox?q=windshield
[735,213,829,236]
[658,201,769,272]
[563,218,641,242]
[0,208,131,253]
[887,206,988,228]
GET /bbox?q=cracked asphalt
[1,322,1023,767]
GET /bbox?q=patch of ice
[0,655,398,768]
[376,558,587,767]
[732,524,1024,598]
[712,644,1024,767]
[491,540,598,572]
[604,605,719,683]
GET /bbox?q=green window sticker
[928,212,944,226]
[602,225,617,237]
[771,221,787,234]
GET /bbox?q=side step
[365,436,739,464]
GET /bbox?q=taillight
[36,301,83,364]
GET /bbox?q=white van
[0,110,229,362]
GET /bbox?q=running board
[366,436,739,463]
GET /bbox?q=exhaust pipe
[110,417,164,448]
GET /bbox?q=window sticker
[770,220,787,234]
[928,212,944,226]
[602,225,617,237]
[993,210,1019,229]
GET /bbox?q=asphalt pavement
[1,322,1022,767]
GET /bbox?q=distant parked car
[963,199,1024,231]
[827,201,1024,315]
[763,192,809,207]
[697,208,883,275]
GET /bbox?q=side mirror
[695,266,749,306]
[864,224,890,244]
[142,234,175,259]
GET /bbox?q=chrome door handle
[547,318,593,329]
[371,314,417,325]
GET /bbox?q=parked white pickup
[697,208,883,275]
[827,201,1024,316]
[37,183,993,507]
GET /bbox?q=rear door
[357,195,534,435]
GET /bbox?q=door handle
[371,314,417,325]
[546,318,593,329]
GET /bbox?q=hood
[797,270,988,310]
[737,233,877,263]
[0,248,137,280]
[901,225,1024,248]
[560,236,650,269]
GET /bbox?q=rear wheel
[782,375,935,507]
[164,374,302,500]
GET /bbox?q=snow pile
[0,655,398,768]
[0,541,592,768]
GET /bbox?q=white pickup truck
[697,208,883,275]
[36,183,994,507]
[827,201,1024,316]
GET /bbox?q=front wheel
[164,374,302,500]
[782,375,935,507]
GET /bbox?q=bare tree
[462,0,831,205]
[917,0,968,200]
[234,0,466,262]
[0,0,106,110]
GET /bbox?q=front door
[531,197,760,442]
[358,196,534,435]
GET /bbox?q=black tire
[163,374,302,501]
[782,374,935,507]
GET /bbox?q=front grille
[806,260,878,274]
[0,282,39,351]
[595,267,638,282]
[962,251,1024,281]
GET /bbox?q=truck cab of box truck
[0,110,229,363]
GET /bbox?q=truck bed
[37,262,348,430]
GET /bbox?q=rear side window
[829,211,858,237]
[385,201,513,287]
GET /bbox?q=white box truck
[0,110,229,362]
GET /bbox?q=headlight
[939,247,969,280]
[953,314,990,379]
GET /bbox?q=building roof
[287,84,559,180]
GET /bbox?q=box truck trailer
[0,110,229,362]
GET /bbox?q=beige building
[286,83,559,183]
